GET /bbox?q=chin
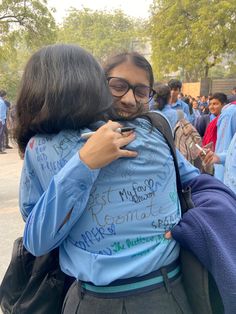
[117,111,133,118]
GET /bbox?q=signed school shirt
[21,117,199,285]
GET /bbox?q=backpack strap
[140,112,193,212]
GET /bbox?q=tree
[57,8,141,62]
[0,0,56,49]
[0,0,57,99]
[149,0,236,81]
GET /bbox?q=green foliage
[150,0,236,81]
[0,0,57,100]
[57,8,141,62]
[0,3,147,100]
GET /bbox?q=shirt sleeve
[216,108,236,165]
[22,151,100,256]
[176,149,200,184]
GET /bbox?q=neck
[170,96,177,104]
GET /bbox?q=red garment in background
[202,116,219,151]
[202,101,236,151]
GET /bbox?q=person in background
[178,92,184,100]
[182,96,195,124]
[227,86,236,103]
[201,92,227,151]
[199,95,208,109]
[150,83,181,129]
[0,90,13,149]
[0,91,7,154]
[196,96,201,106]
[168,79,191,121]
[191,99,201,125]
[195,102,212,138]
[201,100,236,181]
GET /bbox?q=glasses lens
[108,78,129,97]
[134,86,154,104]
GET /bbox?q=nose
[120,88,137,108]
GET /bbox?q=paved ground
[0,147,24,284]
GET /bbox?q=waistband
[80,259,181,298]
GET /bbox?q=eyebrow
[110,77,150,88]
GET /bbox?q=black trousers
[62,275,193,314]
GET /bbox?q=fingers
[200,149,214,166]
[165,231,172,239]
[105,120,123,131]
[204,151,214,165]
[119,149,138,158]
[116,132,136,147]
[79,120,138,169]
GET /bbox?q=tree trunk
[204,64,209,77]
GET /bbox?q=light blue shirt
[170,99,191,121]
[151,106,186,130]
[0,97,7,124]
[21,117,199,285]
[158,105,178,129]
[224,132,236,194]
[214,104,236,181]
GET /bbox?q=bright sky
[47,0,153,23]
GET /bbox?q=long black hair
[14,44,113,155]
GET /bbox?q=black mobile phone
[120,127,136,133]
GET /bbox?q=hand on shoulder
[79,120,138,169]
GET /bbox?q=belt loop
[161,267,172,294]
[78,280,85,299]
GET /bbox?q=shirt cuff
[216,153,226,165]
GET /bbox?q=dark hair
[182,97,189,105]
[168,79,182,90]
[103,52,154,87]
[153,84,171,111]
[209,92,227,105]
[14,44,113,155]
[0,90,7,97]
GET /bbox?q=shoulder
[0,98,5,106]
[178,100,189,108]
[219,104,236,121]
[25,130,81,160]
[142,111,173,130]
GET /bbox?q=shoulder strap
[140,112,189,212]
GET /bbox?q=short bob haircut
[103,52,154,88]
[14,44,113,155]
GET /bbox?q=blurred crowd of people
[150,80,236,194]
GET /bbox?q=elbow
[23,236,47,257]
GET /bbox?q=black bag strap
[140,112,193,212]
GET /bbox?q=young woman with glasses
[104,52,155,118]
[16,47,202,314]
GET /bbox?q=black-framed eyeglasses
[107,77,156,105]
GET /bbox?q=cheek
[214,106,221,113]
[113,97,122,108]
